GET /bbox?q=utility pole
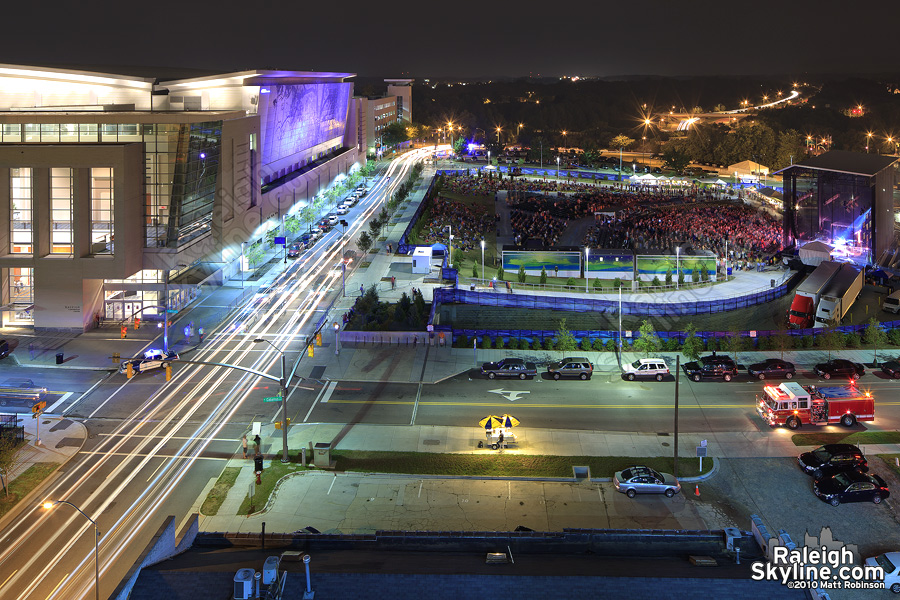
[674,355,680,477]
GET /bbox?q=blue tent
[431,243,448,255]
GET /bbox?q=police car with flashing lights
[119,348,178,375]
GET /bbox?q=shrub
[663,338,681,351]
[543,338,555,351]
[472,263,479,278]
[518,266,526,283]
[665,269,673,285]
[531,338,542,351]
[497,267,504,281]
[844,332,861,348]
[678,271,685,285]
[593,279,602,291]
[799,335,814,349]
[456,334,468,348]
[494,336,506,349]
[507,338,519,350]
[613,277,623,289]
[580,338,594,351]
[889,328,900,346]
[482,335,492,349]
[652,276,661,287]
[593,339,606,351]
[701,266,709,282]
[566,277,576,287]
[540,267,548,284]
[758,336,774,351]
[706,337,719,351]
[691,269,700,283]
[605,339,617,352]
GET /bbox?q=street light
[252,338,290,463]
[866,132,873,153]
[517,123,523,139]
[240,242,246,289]
[496,126,502,144]
[42,499,100,600]
[561,130,567,151]
[340,219,349,297]
[585,247,589,293]
[447,121,454,148]
[676,247,680,290]
[480,239,485,283]
[556,156,560,182]
[333,321,340,356]
[444,225,453,268]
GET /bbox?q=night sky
[4,1,897,78]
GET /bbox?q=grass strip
[878,454,900,480]
[0,462,59,519]
[238,461,308,516]
[791,431,900,447]
[330,451,712,479]
[200,467,241,516]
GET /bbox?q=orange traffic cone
[695,485,700,497]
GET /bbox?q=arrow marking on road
[487,388,530,402]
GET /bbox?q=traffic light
[126,363,134,379]
[31,401,46,415]
[307,344,314,357]
[120,326,128,339]
[165,365,172,381]
[133,317,140,330]
[274,418,291,430]
[315,333,322,347]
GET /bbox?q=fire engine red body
[756,382,874,429]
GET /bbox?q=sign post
[696,439,708,472]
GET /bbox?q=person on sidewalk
[254,434,261,456]
[360,284,365,297]
[241,434,249,459]
[497,431,504,449]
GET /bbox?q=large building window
[90,167,114,254]
[10,167,33,254]
[50,167,74,255]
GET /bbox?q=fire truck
[756,382,874,429]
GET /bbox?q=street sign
[274,236,286,245]
[166,309,178,314]
[263,396,282,403]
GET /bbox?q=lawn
[0,462,59,519]
[200,467,241,516]
[878,454,900,480]
[238,461,308,516]
[791,431,900,447]
[330,451,712,478]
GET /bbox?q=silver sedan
[613,466,681,498]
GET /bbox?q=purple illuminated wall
[258,82,351,174]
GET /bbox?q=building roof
[162,70,356,89]
[779,150,898,177]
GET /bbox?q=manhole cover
[422,439,440,446]
[656,432,670,436]
[661,442,670,447]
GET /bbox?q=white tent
[715,179,728,186]
[726,160,769,180]
[798,241,833,267]
[411,246,433,274]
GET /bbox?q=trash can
[314,442,332,468]
[55,352,64,365]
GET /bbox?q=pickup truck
[481,358,537,380]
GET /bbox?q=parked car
[747,358,796,380]
[864,552,900,593]
[287,243,303,259]
[547,357,593,380]
[683,354,738,382]
[326,215,339,226]
[622,358,669,381]
[814,359,865,380]
[813,470,890,506]
[119,348,178,376]
[613,466,681,498]
[481,358,538,380]
[0,339,9,360]
[798,444,868,478]
[881,360,900,379]
[335,204,349,215]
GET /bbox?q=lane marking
[61,376,108,416]
[326,399,756,409]
[0,569,16,590]
[44,574,68,599]
[320,381,338,403]
[487,388,530,402]
[303,381,336,423]
[327,474,337,495]
[45,391,72,413]
[418,481,423,498]
[410,383,422,426]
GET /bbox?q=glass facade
[4,267,33,324]
[2,120,223,249]
[90,167,114,254]
[10,167,32,254]
[50,167,73,254]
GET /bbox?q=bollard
[261,521,266,550]
[301,447,307,467]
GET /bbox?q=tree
[540,267,547,284]
[863,317,888,365]
[356,231,373,255]
[381,121,409,147]
[497,266,504,281]
[634,319,661,357]
[609,135,634,150]
[517,265,526,283]
[682,323,704,361]
[818,328,845,359]
[662,146,691,175]
[554,318,578,351]
[246,243,265,268]
[368,219,381,240]
[723,326,746,361]
[0,435,26,497]
[472,263,479,279]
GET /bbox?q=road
[0,149,431,600]
[297,367,900,434]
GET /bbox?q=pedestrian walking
[497,431,504,449]
[254,434,261,456]
[241,434,249,459]
[360,284,365,297]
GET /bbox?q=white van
[622,358,670,381]
[884,291,900,314]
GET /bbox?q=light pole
[240,242,246,289]
[444,225,453,268]
[618,285,623,357]
[162,268,169,354]
[676,246,680,290]
[556,156,560,183]
[866,132,873,153]
[480,239,485,282]
[282,215,288,263]
[517,123,523,140]
[340,219,348,297]
[619,146,623,182]
[447,121,454,149]
[333,321,340,355]
[585,247,589,293]
[252,338,290,463]
[43,499,100,600]
[496,126,502,144]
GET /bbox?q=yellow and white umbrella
[500,414,520,428]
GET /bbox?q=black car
[0,340,9,360]
[813,470,890,506]
[481,358,538,380]
[683,354,738,382]
[287,243,303,258]
[881,360,900,379]
[747,358,796,380]
[814,359,865,380]
[798,444,868,478]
